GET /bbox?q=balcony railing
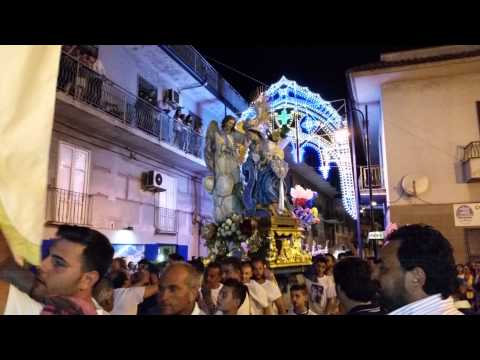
[154,207,178,233]
[163,45,248,114]
[464,141,480,161]
[46,187,92,226]
[57,52,204,159]
[359,165,384,190]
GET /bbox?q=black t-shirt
[137,294,158,315]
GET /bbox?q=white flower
[226,219,232,225]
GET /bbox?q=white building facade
[348,45,480,263]
[44,45,247,262]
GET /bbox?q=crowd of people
[0,223,471,315]
[172,109,203,157]
[453,262,480,314]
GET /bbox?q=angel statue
[204,115,246,222]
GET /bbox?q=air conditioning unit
[165,89,180,105]
[142,171,166,192]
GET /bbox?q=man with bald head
[156,262,205,315]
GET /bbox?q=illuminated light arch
[240,76,357,220]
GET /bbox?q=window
[50,142,91,225]
[155,173,177,233]
[138,76,158,107]
[57,142,90,194]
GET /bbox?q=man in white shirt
[199,261,223,314]
[221,257,259,315]
[156,262,205,315]
[0,225,114,315]
[215,278,248,315]
[288,284,317,315]
[324,253,339,313]
[252,258,287,315]
[375,224,463,315]
[325,253,336,276]
[303,256,337,315]
[241,261,272,315]
[110,271,159,315]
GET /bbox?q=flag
[0,45,61,266]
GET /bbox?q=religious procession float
[201,77,356,271]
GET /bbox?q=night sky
[196,45,446,102]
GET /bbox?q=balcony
[56,52,204,159]
[46,187,92,226]
[154,207,178,234]
[162,46,248,114]
[359,165,385,192]
[463,141,480,182]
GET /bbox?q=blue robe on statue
[242,156,257,216]
[254,162,280,206]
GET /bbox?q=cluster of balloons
[290,185,320,227]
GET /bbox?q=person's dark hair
[241,261,253,270]
[333,257,378,302]
[168,253,185,262]
[222,278,248,307]
[338,252,353,260]
[111,271,128,289]
[251,257,266,266]
[221,115,236,130]
[146,262,159,275]
[56,225,113,281]
[222,257,242,273]
[386,224,457,299]
[188,259,205,274]
[290,283,308,295]
[206,261,222,273]
[138,258,149,266]
[312,256,327,265]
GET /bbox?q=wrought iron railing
[464,141,480,161]
[163,45,248,114]
[57,52,204,159]
[154,207,178,233]
[46,187,92,226]
[359,165,384,190]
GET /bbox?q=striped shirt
[389,294,464,315]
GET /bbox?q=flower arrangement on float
[201,214,263,258]
[290,185,321,228]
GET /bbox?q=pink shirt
[41,296,98,315]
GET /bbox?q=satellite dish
[401,174,430,196]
